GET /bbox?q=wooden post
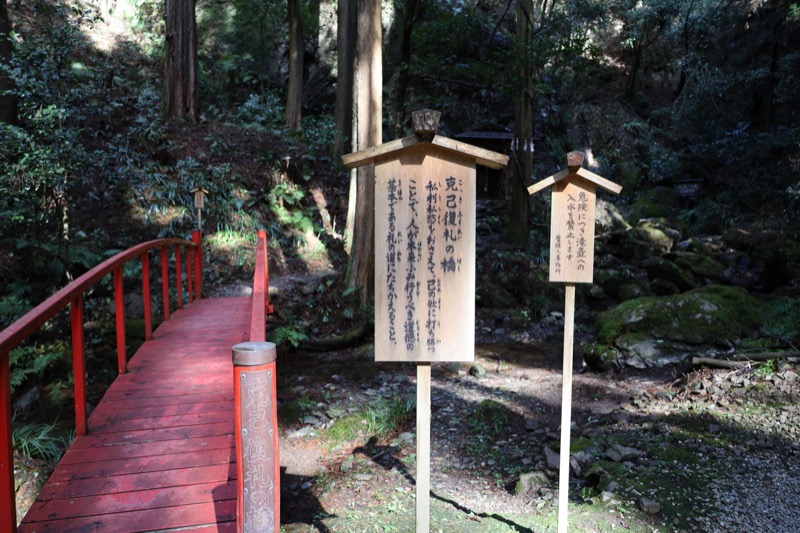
[558,284,575,533]
[113,267,127,375]
[161,246,170,321]
[175,245,183,310]
[416,362,431,533]
[142,253,153,340]
[192,230,203,300]
[0,352,16,533]
[528,152,622,533]
[233,341,280,533]
[186,246,194,303]
[71,295,87,436]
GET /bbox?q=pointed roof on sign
[527,151,622,196]
[342,109,509,171]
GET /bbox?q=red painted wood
[18,499,236,533]
[0,238,193,357]
[251,232,267,342]
[20,296,250,532]
[176,244,183,309]
[193,230,203,299]
[25,480,236,522]
[71,296,87,436]
[114,266,127,375]
[0,237,201,530]
[0,352,15,533]
[161,245,170,321]
[142,252,152,340]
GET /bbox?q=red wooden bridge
[0,231,275,532]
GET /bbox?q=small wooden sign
[528,150,621,533]
[528,152,621,284]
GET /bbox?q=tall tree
[507,0,533,246]
[164,0,198,120]
[286,0,304,131]
[390,0,420,138]
[333,0,356,159]
[0,0,16,124]
[345,0,382,305]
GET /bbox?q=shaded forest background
[1,0,799,395]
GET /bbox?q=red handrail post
[192,230,202,299]
[142,253,152,340]
[161,246,170,322]
[175,245,183,310]
[0,352,16,533]
[71,296,87,436]
[186,247,194,303]
[233,342,280,533]
[114,267,127,375]
[258,230,274,315]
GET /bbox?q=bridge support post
[232,341,280,533]
[192,230,203,299]
[1,352,16,533]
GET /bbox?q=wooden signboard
[344,114,507,363]
[528,151,621,284]
[528,151,621,533]
[344,110,508,533]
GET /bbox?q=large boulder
[594,286,763,367]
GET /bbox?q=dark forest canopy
[1,0,798,305]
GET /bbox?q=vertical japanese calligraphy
[549,177,597,284]
[374,146,476,362]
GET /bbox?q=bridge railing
[233,229,280,532]
[0,231,203,532]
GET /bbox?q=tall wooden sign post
[343,110,508,532]
[528,151,621,533]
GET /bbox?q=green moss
[672,252,725,280]
[643,257,697,291]
[629,187,675,222]
[596,286,763,345]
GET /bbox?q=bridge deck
[20,297,251,532]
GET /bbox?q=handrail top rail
[0,237,196,357]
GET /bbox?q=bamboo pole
[558,283,576,533]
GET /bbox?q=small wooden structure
[528,151,621,533]
[191,187,209,230]
[343,109,508,532]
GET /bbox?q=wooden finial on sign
[412,109,441,141]
[566,151,584,172]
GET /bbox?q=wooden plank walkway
[19,297,251,532]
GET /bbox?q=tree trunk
[164,0,198,121]
[333,0,356,160]
[0,0,17,125]
[345,0,382,306]
[391,0,419,139]
[286,0,304,132]
[507,0,532,247]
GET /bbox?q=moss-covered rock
[583,342,621,371]
[670,252,725,281]
[643,257,698,292]
[596,286,763,347]
[594,268,649,301]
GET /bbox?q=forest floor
[269,298,800,533]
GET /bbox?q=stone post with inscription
[527,152,622,533]
[343,110,508,532]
